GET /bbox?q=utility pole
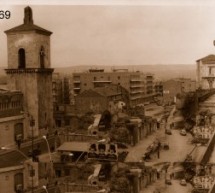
[30,116,35,193]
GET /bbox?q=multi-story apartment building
[196,54,215,90]
[52,73,63,109]
[72,69,155,106]
[52,73,71,108]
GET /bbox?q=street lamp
[29,116,35,162]
[42,136,52,163]
[42,185,48,193]
[42,135,55,180]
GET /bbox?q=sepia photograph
[0,0,215,193]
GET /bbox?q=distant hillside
[54,64,196,80]
[0,65,196,81]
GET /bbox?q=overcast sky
[1,1,215,67]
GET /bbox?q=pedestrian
[17,140,21,149]
[157,148,160,159]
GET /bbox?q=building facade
[72,69,155,106]
[52,73,64,109]
[0,90,24,147]
[154,82,163,96]
[75,85,128,115]
[196,54,215,90]
[163,78,196,104]
[5,6,54,138]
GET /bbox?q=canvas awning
[57,142,89,152]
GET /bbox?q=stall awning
[57,142,89,152]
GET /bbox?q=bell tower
[5,6,54,138]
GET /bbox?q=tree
[109,126,130,144]
[100,110,112,130]
[110,176,130,193]
[181,93,197,120]
[110,163,131,193]
[78,113,94,130]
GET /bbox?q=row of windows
[0,101,22,110]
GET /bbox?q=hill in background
[54,64,196,80]
[0,64,196,81]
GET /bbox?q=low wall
[200,132,215,165]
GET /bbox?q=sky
[1,1,215,67]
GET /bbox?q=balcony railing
[92,80,112,83]
[130,90,143,94]
[73,80,81,83]
[130,84,144,88]
[130,79,141,82]
[202,74,215,79]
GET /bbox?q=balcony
[0,108,23,118]
[73,80,81,83]
[202,74,215,79]
[130,79,141,82]
[130,84,144,88]
[92,80,112,83]
[130,95,142,100]
[130,90,143,94]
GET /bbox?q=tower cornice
[5,68,54,74]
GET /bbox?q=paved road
[125,128,204,164]
[140,178,192,193]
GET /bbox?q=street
[140,178,193,193]
[125,126,204,163]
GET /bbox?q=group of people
[193,175,214,189]
[192,126,214,139]
[143,139,162,161]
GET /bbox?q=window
[18,48,26,69]
[118,76,120,80]
[14,123,24,141]
[209,67,212,75]
[40,46,45,68]
[14,173,23,192]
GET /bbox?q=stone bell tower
[5,6,54,138]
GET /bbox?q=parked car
[165,179,172,185]
[162,142,169,150]
[180,129,187,136]
[180,179,187,186]
[165,129,172,135]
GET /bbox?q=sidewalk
[140,178,166,193]
[140,179,193,193]
[125,128,166,162]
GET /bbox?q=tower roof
[196,54,215,64]
[5,6,52,36]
